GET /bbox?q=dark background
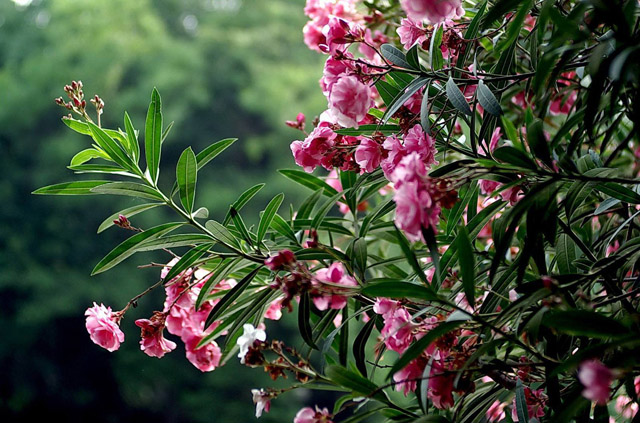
[0,0,330,421]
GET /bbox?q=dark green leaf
[382,77,429,124]
[91,222,182,275]
[456,225,476,305]
[492,146,537,169]
[163,243,213,282]
[325,365,387,402]
[196,138,238,170]
[176,147,198,213]
[204,266,262,329]
[395,227,430,285]
[222,183,265,225]
[124,111,140,163]
[270,214,299,244]
[299,292,318,349]
[515,379,529,423]
[145,88,163,184]
[477,80,502,116]
[90,182,165,201]
[354,317,376,377]
[542,310,629,338]
[257,193,284,245]
[278,169,339,197]
[205,220,241,250]
[361,281,438,301]
[334,124,401,136]
[380,44,413,69]
[446,77,472,116]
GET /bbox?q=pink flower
[397,18,427,49]
[328,75,373,128]
[183,332,222,372]
[549,90,577,115]
[354,138,384,173]
[393,357,425,395]
[400,0,464,24]
[135,312,177,358]
[84,302,125,352]
[403,124,438,168]
[373,298,400,318]
[578,359,614,405]
[321,55,352,95]
[312,262,358,310]
[323,17,351,55]
[429,360,455,409]
[487,400,507,422]
[304,18,328,52]
[381,307,416,353]
[264,297,284,320]
[291,126,337,172]
[294,406,333,423]
[251,389,272,418]
[391,153,441,241]
[615,395,639,419]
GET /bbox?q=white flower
[251,388,271,418]
[237,323,266,363]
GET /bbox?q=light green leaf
[196,138,238,170]
[257,193,284,245]
[90,182,165,201]
[33,180,112,196]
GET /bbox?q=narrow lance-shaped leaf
[515,379,530,423]
[380,44,413,69]
[162,243,214,282]
[33,180,112,196]
[382,77,429,124]
[145,88,163,185]
[87,122,138,173]
[196,138,238,170]
[477,80,503,116]
[90,182,165,201]
[204,266,262,329]
[123,112,140,164]
[420,80,432,134]
[222,183,265,225]
[299,292,318,349]
[456,225,476,305]
[257,193,284,245]
[91,222,182,275]
[446,76,472,116]
[429,24,444,71]
[176,147,198,214]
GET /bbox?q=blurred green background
[0,0,331,421]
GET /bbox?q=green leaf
[596,183,640,204]
[492,146,537,169]
[334,124,401,136]
[446,77,472,116]
[360,199,395,237]
[526,119,552,167]
[456,225,476,305]
[222,183,265,225]
[395,227,430,285]
[407,44,421,70]
[310,190,346,230]
[382,77,429,124]
[90,182,165,201]
[477,80,502,116]
[429,24,444,71]
[135,234,213,251]
[196,258,239,309]
[68,164,137,176]
[325,365,387,402]
[33,180,112,195]
[542,310,629,338]
[299,292,318,349]
[229,208,254,246]
[145,88,163,185]
[446,182,478,236]
[70,148,109,166]
[515,379,529,423]
[124,111,140,163]
[97,203,163,233]
[353,237,368,275]
[455,1,487,74]
[163,243,213,282]
[420,80,432,133]
[270,214,298,244]
[483,0,527,27]
[389,321,465,378]
[556,234,577,273]
[87,122,138,173]
[257,193,284,245]
[176,147,198,214]
[205,220,241,250]
[196,138,237,170]
[278,169,339,196]
[353,317,376,377]
[380,44,412,69]
[91,222,182,275]
[361,281,438,301]
[204,266,262,329]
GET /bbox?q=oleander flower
[328,74,373,128]
[135,312,177,358]
[400,0,464,24]
[84,302,125,352]
[578,359,614,405]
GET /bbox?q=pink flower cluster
[160,260,230,372]
[374,298,466,409]
[511,386,547,422]
[390,152,442,242]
